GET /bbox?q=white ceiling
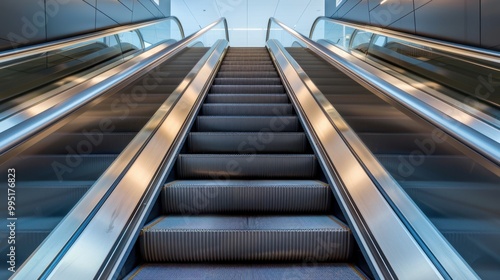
[172,0,325,46]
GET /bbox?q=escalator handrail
[0,16,185,64]
[11,18,228,280]
[267,17,484,279]
[309,16,500,64]
[267,17,499,167]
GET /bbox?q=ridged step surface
[162,180,333,213]
[177,154,318,179]
[205,93,289,103]
[140,215,351,262]
[196,116,300,132]
[201,103,293,116]
[187,132,308,153]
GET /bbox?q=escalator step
[126,263,367,280]
[10,154,117,181]
[0,217,63,270]
[22,133,135,154]
[205,94,289,103]
[221,60,273,65]
[11,181,92,217]
[162,180,332,213]
[217,71,279,78]
[196,116,300,132]
[188,132,307,153]
[213,78,282,85]
[219,65,276,72]
[201,104,293,116]
[140,215,351,262]
[176,154,318,179]
[210,85,285,94]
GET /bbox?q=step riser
[141,231,351,262]
[196,117,300,132]
[205,94,289,103]
[210,85,285,94]
[188,133,307,153]
[162,183,332,213]
[201,104,293,116]
[177,155,318,179]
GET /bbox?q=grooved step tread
[188,132,308,153]
[162,180,332,213]
[201,103,293,116]
[205,94,289,103]
[177,154,318,179]
[140,215,352,262]
[196,116,300,132]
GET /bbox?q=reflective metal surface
[11,18,228,280]
[0,17,185,64]
[309,17,500,64]
[267,39,444,280]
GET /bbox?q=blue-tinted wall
[326,0,500,51]
[0,0,170,51]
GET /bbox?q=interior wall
[0,0,170,51]
[325,0,500,51]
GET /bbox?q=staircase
[126,47,367,279]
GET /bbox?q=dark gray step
[334,104,409,118]
[210,85,285,94]
[313,85,371,95]
[376,155,497,182]
[140,215,351,262]
[344,116,428,133]
[195,116,300,132]
[85,104,159,117]
[223,56,271,60]
[9,154,117,181]
[162,180,333,214]
[126,263,366,280]
[61,116,150,132]
[298,70,348,78]
[402,181,500,219]
[187,132,308,153]
[176,154,318,179]
[0,181,92,217]
[306,77,366,86]
[221,60,273,65]
[98,94,167,105]
[117,85,179,94]
[217,71,279,78]
[219,65,276,72]
[430,218,500,272]
[205,94,289,103]
[324,93,385,105]
[201,104,293,116]
[358,133,459,155]
[213,78,282,85]
[0,217,62,270]
[22,133,135,154]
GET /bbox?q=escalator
[0,41,138,111]
[286,47,500,279]
[124,47,368,279]
[0,47,208,277]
